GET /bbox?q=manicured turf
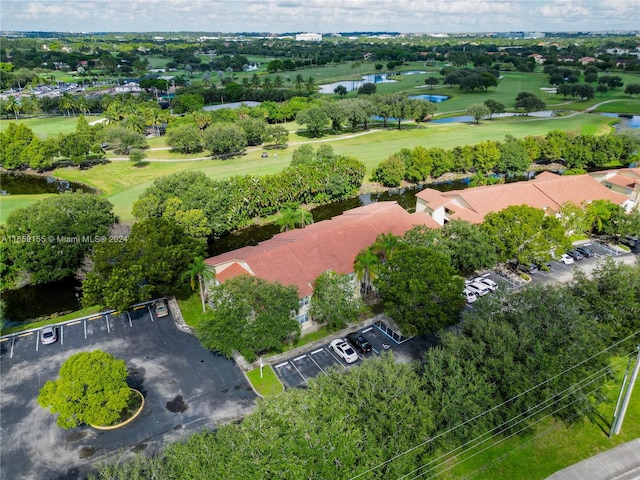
[440,357,640,480]
[0,116,82,137]
[47,112,616,222]
[247,365,285,397]
[0,194,55,223]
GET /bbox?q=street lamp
[75,292,81,310]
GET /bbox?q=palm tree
[372,232,398,262]
[277,208,313,232]
[262,77,273,91]
[273,75,284,89]
[4,96,20,119]
[145,107,168,136]
[296,208,313,229]
[59,93,76,117]
[76,97,90,115]
[294,74,304,90]
[353,248,381,300]
[182,257,216,313]
[305,76,316,93]
[250,73,260,90]
[277,208,300,232]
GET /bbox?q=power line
[396,353,634,480]
[404,356,631,480]
[347,329,640,480]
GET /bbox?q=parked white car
[463,288,478,304]
[559,254,574,265]
[465,281,490,296]
[330,339,359,364]
[472,276,498,292]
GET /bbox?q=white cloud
[1,0,637,32]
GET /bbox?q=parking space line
[311,348,324,355]
[127,312,133,328]
[291,361,307,383]
[326,348,347,369]
[67,320,80,326]
[35,331,39,352]
[84,319,87,339]
[147,305,153,322]
[293,354,307,362]
[10,336,15,358]
[308,354,327,376]
[274,362,289,369]
[362,327,373,334]
[61,325,64,345]
[105,316,110,333]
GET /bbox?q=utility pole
[611,345,640,436]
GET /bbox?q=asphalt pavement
[0,303,256,480]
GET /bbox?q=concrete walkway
[546,438,640,480]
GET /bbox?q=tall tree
[375,244,465,336]
[310,270,362,329]
[196,275,300,361]
[182,256,216,313]
[38,350,131,429]
[466,103,491,124]
[353,248,381,300]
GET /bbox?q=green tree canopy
[196,275,300,361]
[310,270,363,329]
[375,244,465,336]
[82,218,205,312]
[296,106,329,137]
[38,350,131,429]
[3,192,116,285]
[482,204,570,264]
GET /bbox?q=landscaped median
[246,365,284,397]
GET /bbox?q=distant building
[415,172,634,227]
[114,81,142,94]
[296,32,322,42]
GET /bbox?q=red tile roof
[603,174,639,190]
[417,172,629,224]
[206,202,438,297]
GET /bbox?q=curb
[90,388,145,430]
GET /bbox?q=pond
[318,73,396,94]
[601,113,640,129]
[0,171,97,195]
[409,94,450,103]
[430,110,559,124]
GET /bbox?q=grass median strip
[246,364,284,397]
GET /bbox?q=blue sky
[1,0,639,33]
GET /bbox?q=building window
[299,296,310,308]
[296,312,309,324]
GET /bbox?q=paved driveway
[0,303,256,480]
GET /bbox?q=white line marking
[291,361,307,383]
[148,305,153,322]
[311,348,324,355]
[84,319,87,339]
[67,321,80,326]
[362,327,373,333]
[274,362,289,369]
[35,332,39,352]
[105,316,110,333]
[61,325,64,345]
[293,354,307,362]
[308,355,327,376]
[127,312,132,328]
[10,337,15,358]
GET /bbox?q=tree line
[373,130,640,187]
[91,258,640,479]
[133,150,366,238]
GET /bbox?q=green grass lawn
[44,111,615,222]
[0,116,81,137]
[439,357,640,480]
[247,365,284,397]
[0,194,55,223]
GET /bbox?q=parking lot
[274,321,436,389]
[0,301,256,480]
[486,241,632,292]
